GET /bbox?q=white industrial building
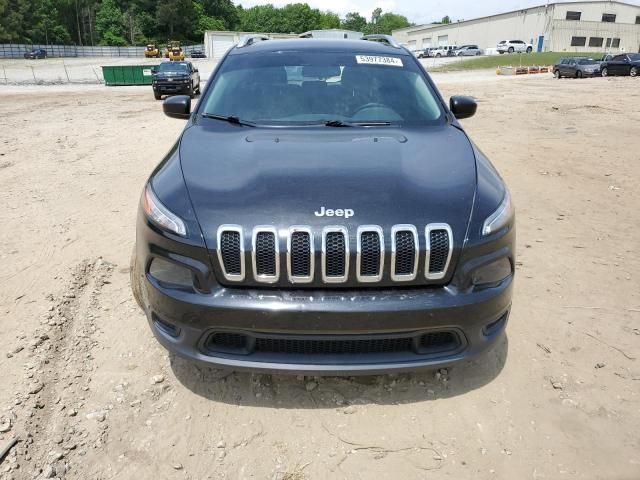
[393,1,640,54]
[203,31,297,59]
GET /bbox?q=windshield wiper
[324,120,392,127]
[202,113,256,127]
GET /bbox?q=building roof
[393,0,640,35]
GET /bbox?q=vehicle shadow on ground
[169,335,508,407]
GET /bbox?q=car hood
[179,123,477,247]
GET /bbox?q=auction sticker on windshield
[355,55,403,67]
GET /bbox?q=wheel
[188,85,195,99]
[196,83,200,94]
[476,51,481,56]
[436,53,441,58]
[526,47,532,53]
[554,69,560,79]
[508,47,514,54]
[154,91,162,100]
[576,70,582,78]
[631,67,638,77]
[601,67,608,77]
[130,246,144,310]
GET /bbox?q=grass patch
[429,52,604,72]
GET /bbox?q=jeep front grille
[216,223,452,285]
[217,226,244,281]
[322,227,348,283]
[425,224,453,280]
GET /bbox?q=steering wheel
[353,103,388,115]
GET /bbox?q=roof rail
[361,34,402,49]
[237,34,270,48]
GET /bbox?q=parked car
[600,53,640,77]
[553,57,600,78]
[418,47,434,58]
[497,40,533,54]
[131,35,515,375]
[190,50,206,58]
[432,45,458,57]
[23,48,47,59]
[152,61,200,100]
[455,45,483,56]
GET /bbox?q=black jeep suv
[132,35,515,375]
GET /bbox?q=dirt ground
[0,72,639,480]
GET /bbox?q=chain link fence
[0,43,206,85]
[0,43,204,59]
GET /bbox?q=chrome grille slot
[391,225,418,281]
[252,227,279,283]
[217,225,245,281]
[425,223,452,280]
[288,227,313,283]
[322,227,348,283]
[357,226,384,282]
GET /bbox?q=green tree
[96,0,126,44]
[373,12,409,34]
[199,0,239,29]
[156,0,197,38]
[319,11,340,30]
[193,0,225,36]
[0,0,29,42]
[341,12,366,32]
[281,3,321,33]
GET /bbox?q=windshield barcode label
[355,55,403,67]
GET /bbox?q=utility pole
[75,0,83,46]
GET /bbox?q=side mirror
[194,68,198,73]
[163,95,191,119]
[450,96,477,120]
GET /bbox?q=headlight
[482,190,514,236]
[142,184,187,236]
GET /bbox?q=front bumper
[142,274,511,375]
[153,83,191,95]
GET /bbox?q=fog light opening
[149,257,194,288]
[472,257,512,288]
[152,315,181,338]
[483,314,507,337]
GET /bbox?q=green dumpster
[102,65,158,86]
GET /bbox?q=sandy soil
[0,73,639,480]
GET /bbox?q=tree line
[0,0,412,46]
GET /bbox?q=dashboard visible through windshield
[201,52,444,126]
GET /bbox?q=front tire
[601,67,608,77]
[554,69,560,79]
[508,47,514,54]
[436,53,441,58]
[154,91,162,100]
[631,67,638,77]
[576,70,582,78]
[526,47,532,53]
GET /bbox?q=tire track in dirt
[1,258,114,479]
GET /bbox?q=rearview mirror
[163,95,191,119]
[449,96,477,120]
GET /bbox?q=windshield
[201,52,444,126]
[578,59,596,65]
[157,62,188,73]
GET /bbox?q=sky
[236,0,640,26]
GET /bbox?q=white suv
[497,40,533,54]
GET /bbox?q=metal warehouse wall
[551,20,640,52]
[394,1,640,52]
[394,6,552,51]
[203,31,297,59]
[551,1,640,23]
